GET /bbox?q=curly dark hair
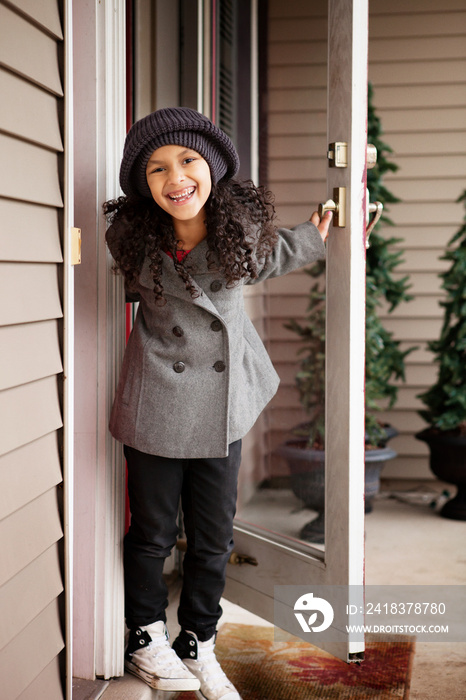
[103,178,278,304]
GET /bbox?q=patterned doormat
[177,623,415,700]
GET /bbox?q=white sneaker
[125,621,201,691]
[173,629,242,700]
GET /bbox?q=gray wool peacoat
[107,220,326,459]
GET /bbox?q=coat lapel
[139,239,223,317]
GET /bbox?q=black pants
[123,440,242,641]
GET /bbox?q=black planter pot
[277,439,397,543]
[276,441,325,543]
[415,429,466,520]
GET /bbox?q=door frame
[71,0,369,677]
[72,0,127,681]
[63,0,75,695]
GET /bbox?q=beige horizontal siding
[381,108,466,132]
[371,60,466,87]
[0,432,62,521]
[369,2,466,478]
[0,262,63,325]
[0,134,63,205]
[16,657,63,700]
[372,85,466,111]
[270,0,466,17]
[0,68,63,149]
[0,1,65,696]
[0,321,62,391]
[269,155,466,181]
[266,0,466,481]
[378,296,443,317]
[0,599,64,700]
[275,202,462,228]
[269,111,327,134]
[0,487,63,587]
[269,87,327,112]
[274,12,466,42]
[370,11,466,37]
[0,544,63,650]
[0,198,62,262]
[0,376,62,465]
[269,41,327,66]
[271,293,443,321]
[0,3,63,93]
[394,270,447,295]
[5,0,63,38]
[266,0,327,480]
[370,36,466,62]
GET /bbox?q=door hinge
[71,227,82,265]
[176,538,258,566]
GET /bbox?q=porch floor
[99,479,466,700]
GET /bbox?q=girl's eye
[183,157,195,165]
[147,166,165,175]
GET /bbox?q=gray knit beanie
[119,107,240,198]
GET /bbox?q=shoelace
[196,645,235,693]
[144,634,189,674]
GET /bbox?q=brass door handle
[318,187,346,227]
[318,199,337,217]
[366,195,383,247]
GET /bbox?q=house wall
[367,0,466,478]
[266,0,466,480]
[0,1,65,697]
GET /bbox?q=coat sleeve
[246,220,326,285]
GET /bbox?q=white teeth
[169,187,195,201]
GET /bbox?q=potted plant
[415,190,466,520]
[277,85,413,542]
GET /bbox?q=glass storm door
[224,0,368,662]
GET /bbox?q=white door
[224,0,368,662]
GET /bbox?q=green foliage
[366,83,412,313]
[365,300,412,444]
[364,84,415,444]
[417,191,466,433]
[287,84,414,447]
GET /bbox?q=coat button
[172,326,184,337]
[213,361,226,372]
[173,361,186,373]
[211,320,222,332]
[210,280,222,292]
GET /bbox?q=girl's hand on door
[310,210,333,243]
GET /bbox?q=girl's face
[145,144,212,226]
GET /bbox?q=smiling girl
[104,107,331,699]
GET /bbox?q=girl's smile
[145,145,212,228]
[166,186,196,204]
